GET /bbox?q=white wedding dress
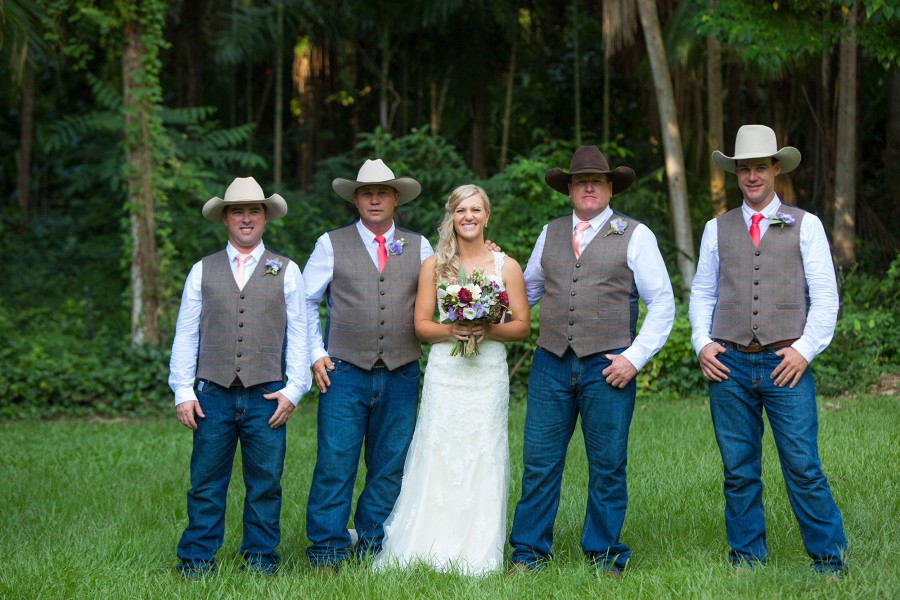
[374,252,510,575]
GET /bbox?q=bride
[374,184,530,575]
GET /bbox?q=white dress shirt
[523,207,676,372]
[168,241,311,406]
[689,195,839,364]
[303,220,435,366]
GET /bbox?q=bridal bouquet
[437,267,511,357]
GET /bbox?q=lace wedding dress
[374,252,510,575]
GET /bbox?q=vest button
[239,308,245,313]
[569,320,575,326]
[380,290,386,295]
[752,325,759,330]
[569,306,575,311]
[235,366,241,372]
[378,349,384,355]
[240,294,245,299]
[573,277,578,282]
[238,337,243,342]
[753,280,759,285]
[752,310,758,315]
[380,276,385,282]
[236,352,242,357]
[567,335,573,341]
[753,296,758,301]
[755,251,761,256]
[575,263,581,268]
[239,322,244,327]
[754,265,760,271]
[379,334,384,339]
[380,304,385,309]
[380,320,385,325]
[570,291,576,296]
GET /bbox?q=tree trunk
[470,85,489,178]
[573,2,582,146]
[636,0,695,299]
[274,0,284,191]
[123,20,160,347]
[706,32,726,216]
[833,4,858,268]
[378,28,392,131]
[17,53,35,225]
[499,36,518,171]
[885,64,900,211]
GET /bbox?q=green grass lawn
[1,393,897,599]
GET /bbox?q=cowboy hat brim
[545,166,636,196]
[202,193,288,222]
[332,177,422,205]
[712,147,801,174]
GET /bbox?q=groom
[509,146,675,576]
[302,159,433,571]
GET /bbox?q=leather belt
[717,339,798,353]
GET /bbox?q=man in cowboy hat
[509,146,675,576]
[169,176,311,577]
[689,125,846,574]
[302,158,433,571]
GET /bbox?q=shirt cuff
[692,334,715,356]
[310,347,329,367]
[619,349,644,373]
[280,382,302,406]
[174,386,198,407]
[791,338,817,365]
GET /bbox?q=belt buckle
[748,340,762,352]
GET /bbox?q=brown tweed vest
[536,214,639,358]
[710,205,807,345]
[197,248,289,387]
[325,224,423,370]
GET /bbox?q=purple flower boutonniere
[769,211,796,230]
[388,238,407,256]
[603,218,628,237]
[264,258,283,275]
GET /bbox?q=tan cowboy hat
[332,159,422,205]
[202,177,288,222]
[712,124,801,174]
[545,146,635,195]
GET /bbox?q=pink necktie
[234,253,250,288]
[572,221,591,258]
[750,213,764,247]
[375,235,388,273]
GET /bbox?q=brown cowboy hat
[545,146,635,195]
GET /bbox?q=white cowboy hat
[332,159,422,205]
[712,124,801,174]
[202,177,288,222]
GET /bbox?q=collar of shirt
[571,206,613,232]
[226,240,265,265]
[741,194,782,226]
[355,219,396,245]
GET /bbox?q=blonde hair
[433,184,491,284]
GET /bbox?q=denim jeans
[708,346,846,571]
[510,348,635,571]
[306,359,420,567]
[176,379,287,572]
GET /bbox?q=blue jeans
[708,346,846,571]
[177,380,287,572]
[510,348,635,571]
[306,359,420,567]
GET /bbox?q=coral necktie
[750,213,764,247]
[572,221,591,258]
[234,253,251,289]
[375,235,388,273]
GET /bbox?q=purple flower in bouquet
[770,212,796,229]
[264,258,283,275]
[603,217,628,237]
[388,238,406,255]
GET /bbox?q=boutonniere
[264,258,283,275]
[603,218,628,237]
[388,238,407,256]
[769,211,796,230]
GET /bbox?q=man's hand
[485,239,502,253]
[265,391,295,428]
[176,400,205,431]
[771,346,808,388]
[312,356,335,393]
[699,342,730,382]
[602,354,638,389]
